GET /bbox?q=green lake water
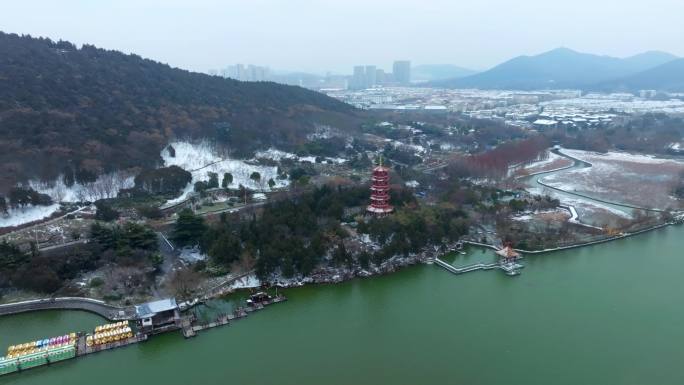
[2,226,684,385]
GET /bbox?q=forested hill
[431,48,678,90]
[0,32,357,190]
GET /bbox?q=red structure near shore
[367,161,393,215]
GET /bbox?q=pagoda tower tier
[367,164,393,215]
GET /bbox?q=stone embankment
[0,297,131,320]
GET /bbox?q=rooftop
[135,298,178,319]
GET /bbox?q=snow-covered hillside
[2,171,134,228]
[0,204,61,228]
[29,171,135,203]
[162,141,290,205]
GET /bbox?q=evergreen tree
[250,171,261,187]
[222,173,233,188]
[207,172,219,189]
[172,209,207,247]
[208,232,242,265]
[95,201,120,222]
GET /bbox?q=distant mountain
[593,58,684,92]
[432,48,678,90]
[0,32,357,190]
[622,51,679,70]
[412,64,477,82]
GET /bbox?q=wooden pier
[434,258,522,276]
[181,296,287,338]
[76,334,148,356]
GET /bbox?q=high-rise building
[352,65,366,90]
[393,60,411,85]
[375,69,386,85]
[236,64,246,80]
[247,64,269,81]
[223,64,269,81]
[365,65,376,88]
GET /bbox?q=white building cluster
[326,87,684,130]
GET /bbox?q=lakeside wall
[0,297,129,320]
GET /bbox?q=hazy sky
[2,0,683,74]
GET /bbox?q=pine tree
[171,209,207,247]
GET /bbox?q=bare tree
[168,267,202,301]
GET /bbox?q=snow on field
[512,214,533,222]
[255,147,347,164]
[255,148,297,161]
[511,209,571,223]
[391,140,426,154]
[0,204,61,228]
[558,196,632,220]
[164,183,195,207]
[541,169,612,194]
[162,141,290,205]
[540,148,684,210]
[162,141,222,171]
[29,171,135,203]
[561,148,683,165]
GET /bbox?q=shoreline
[1,217,682,318]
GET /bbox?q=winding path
[542,149,665,212]
[522,148,670,228]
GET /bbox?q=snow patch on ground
[0,204,61,228]
[29,172,135,202]
[179,247,208,263]
[511,209,567,223]
[254,148,297,161]
[558,196,632,219]
[163,141,222,171]
[228,274,261,290]
[4,170,133,227]
[162,141,290,205]
[255,147,347,164]
[512,214,533,222]
[523,152,564,170]
[392,141,426,154]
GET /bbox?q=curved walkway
[548,149,665,213]
[0,297,132,320]
[536,178,665,213]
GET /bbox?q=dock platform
[434,258,522,276]
[76,334,148,356]
[181,295,287,338]
[2,294,288,378]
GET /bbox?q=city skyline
[2,0,683,74]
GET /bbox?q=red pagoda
[367,158,393,215]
